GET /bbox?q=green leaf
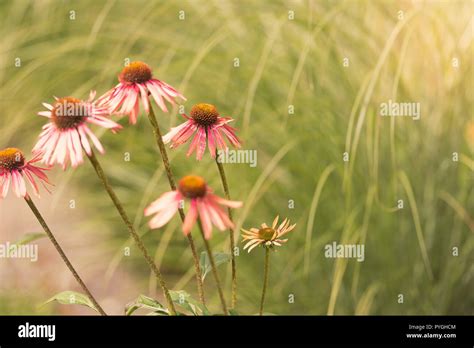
[125,294,168,316]
[42,291,98,313]
[13,232,46,246]
[169,290,210,316]
[199,251,231,281]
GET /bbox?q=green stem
[146,104,206,306]
[214,155,237,309]
[259,247,270,316]
[85,148,177,316]
[197,220,228,315]
[24,195,107,316]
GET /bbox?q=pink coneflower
[163,103,241,160]
[0,148,51,198]
[98,61,185,124]
[144,175,242,239]
[241,216,296,253]
[33,92,122,169]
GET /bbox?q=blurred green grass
[0,0,472,315]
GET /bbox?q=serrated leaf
[125,294,168,316]
[170,290,210,316]
[13,232,46,246]
[199,251,231,281]
[42,291,98,312]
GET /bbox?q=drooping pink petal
[197,199,213,239]
[27,168,49,186]
[147,81,168,112]
[66,131,78,167]
[182,199,198,235]
[220,124,242,147]
[129,97,140,124]
[51,132,68,168]
[207,127,217,157]
[206,197,234,230]
[187,127,206,160]
[22,168,40,196]
[212,126,227,150]
[1,174,10,198]
[83,125,105,154]
[205,199,227,231]
[148,200,180,229]
[162,122,189,144]
[208,193,243,208]
[144,191,181,216]
[12,170,26,197]
[137,83,150,114]
[78,126,92,155]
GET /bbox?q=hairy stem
[146,104,206,305]
[24,195,107,316]
[259,247,270,316]
[85,148,177,315]
[214,155,237,308]
[197,220,228,315]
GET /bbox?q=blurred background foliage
[0,0,472,315]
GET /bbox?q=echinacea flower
[0,148,51,198]
[144,175,242,239]
[241,216,296,253]
[98,61,185,124]
[163,103,241,160]
[33,91,122,169]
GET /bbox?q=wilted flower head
[163,103,241,160]
[144,175,242,239]
[33,91,121,169]
[0,148,51,198]
[98,61,186,124]
[241,216,296,253]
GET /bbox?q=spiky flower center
[190,103,219,126]
[258,227,276,241]
[51,97,88,130]
[178,175,207,198]
[0,148,25,171]
[119,61,153,84]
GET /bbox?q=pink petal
[148,200,180,229]
[137,83,150,114]
[78,126,92,156]
[208,193,243,208]
[83,125,104,154]
[1,173,11,198]
[207,128,216,157]
[197,199,213,239]
[144,191,181,216]
[182,199,198,235]
[12,170,26,197]
[146,81,168,112]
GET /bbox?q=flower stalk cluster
[1,60,295,316]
